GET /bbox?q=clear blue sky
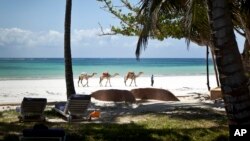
[0,0,245,58]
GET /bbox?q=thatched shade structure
[91,89,136,103]
[131,88,179,101]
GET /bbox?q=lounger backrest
[64,95,91,116]
[21,98,47,115]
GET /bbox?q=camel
[124,72,143,86]
[99,72,119,87]
[78,72,97,87]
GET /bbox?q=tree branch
[234,27,246,37]
[98,23,116,36]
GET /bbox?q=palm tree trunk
[242,39,250,76]
[206,45,210,91]
[242,39,250,59]
[207,0,250,125]
[64,0,76,99]
[210,46,220,87]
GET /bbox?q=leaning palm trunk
[64,0,76,98]
[210,45,220,86]
[207,0,250,125]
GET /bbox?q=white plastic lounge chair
[53,95,91,122]
[16,97,47,122]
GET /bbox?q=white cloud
[0,28,32,47]
[71,28,116,47]
[0,28,138,49]
[0,28,63,48]
[0,27,208,58]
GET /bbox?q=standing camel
[78,72,97,87]
[99,72,119,87]
[124,72,143,86]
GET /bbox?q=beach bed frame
[16,97,47,122]
[53,94,91,122]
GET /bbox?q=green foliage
[97,0,213,58]
[98,0,185,39]
[97,0,250,48]
[97,0,210,43]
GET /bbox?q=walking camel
[124,72,143,86]
[78,72,97,87]
[99,72,119,87]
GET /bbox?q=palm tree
[206,0,250,125]
[136,0,250,125]
[64,0,76,98]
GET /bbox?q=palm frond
[136,0,165,59]
[136,27,149,59]
[184,0,210,48]
[239,0,250,14]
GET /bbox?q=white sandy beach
[0,75,218,105]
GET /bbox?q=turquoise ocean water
[0,58,214,80]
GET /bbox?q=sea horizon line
[0,57,210,59]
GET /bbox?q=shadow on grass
[0,102,228,141]
[165,107,227,122]
[44,109,61,118]
[0,121,228,141]
[212,134,228,141]
[45,101,227,123]
[105,102,227,124]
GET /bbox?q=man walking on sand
[151,74,154,87]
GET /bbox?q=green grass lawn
[0,107,229,141]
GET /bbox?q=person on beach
[151,74,154,87]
